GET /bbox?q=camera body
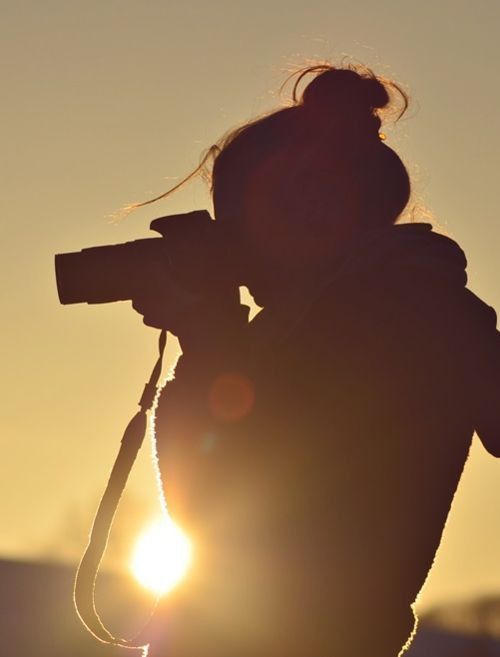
[55,211,237,307]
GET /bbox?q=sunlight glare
[131,518,192,596]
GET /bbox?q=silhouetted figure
[133,66,500,657]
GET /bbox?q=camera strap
[74,329,167,650]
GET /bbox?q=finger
[130,301,167,329]
[142,316,166,329]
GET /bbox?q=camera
[55,211,234,306]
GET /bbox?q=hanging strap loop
[74,330,167,649]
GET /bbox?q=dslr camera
[55,211,237,309]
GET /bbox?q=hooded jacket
[152,222,499,657]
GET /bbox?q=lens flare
[131,518,192,596]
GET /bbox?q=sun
[130,517,192,596]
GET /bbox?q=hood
[249,222,469,349]
[333,222,468,288]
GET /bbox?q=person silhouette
[132,65,500,657]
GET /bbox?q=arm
[472,332,500,456]
[133,267,255,521]
[462,290,500,456]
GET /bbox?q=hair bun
[301,68,389,114]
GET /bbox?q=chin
[245,284,269,309]
[248,290,266,308]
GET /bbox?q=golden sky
[2,0,500,611]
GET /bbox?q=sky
[1,0,500,612]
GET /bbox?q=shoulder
[308,223,472,320]
[294,224,496,375]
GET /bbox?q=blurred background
[2,0,500,654]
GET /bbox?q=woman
[133,65,500,657]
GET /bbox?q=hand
[131,258,202,331]
[131,258,248,354]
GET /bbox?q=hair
[211,64,410,231]
[129,62,411,236]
